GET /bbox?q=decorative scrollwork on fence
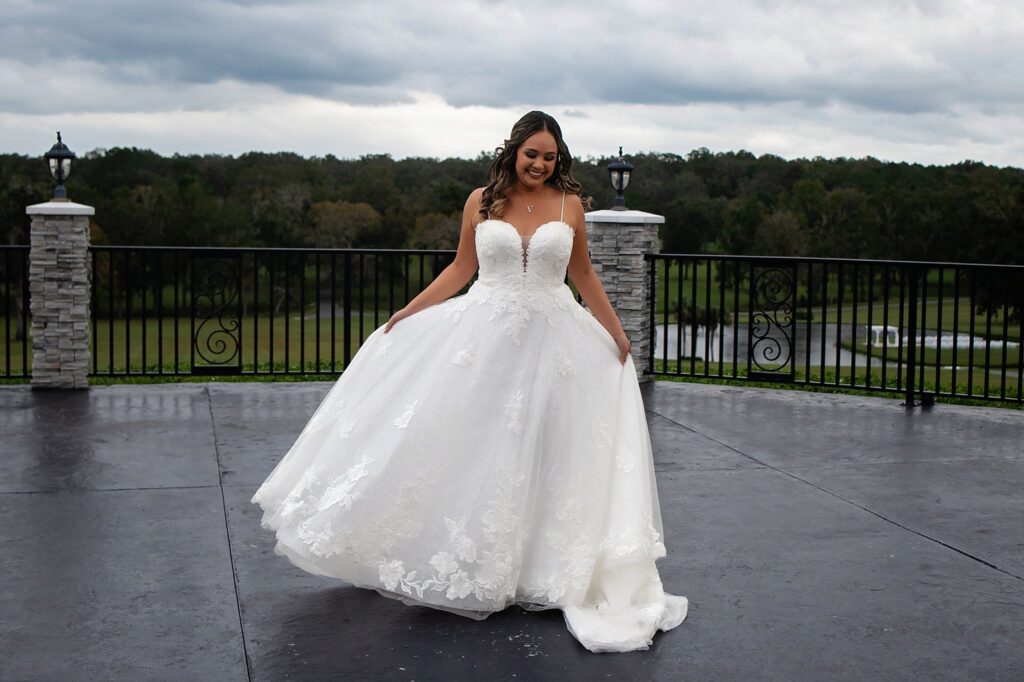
[192,254,241,373]
[748,265,795,378]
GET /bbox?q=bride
[251,111,688,653]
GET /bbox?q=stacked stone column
[26,201,94,388]
[584,209,663,382]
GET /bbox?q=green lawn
[652,262,1021,341]
[0,311,390,375]
[820,298,1020,338]
[652,261,748,318]
[651,359,1020,404]
[846,339,1021,370]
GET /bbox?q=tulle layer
[251,281,687,652]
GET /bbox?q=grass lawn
[651,359,1020,405]
[819,298,1021,338]
[0,310,391,375]
[845,339,1021,370]
[651,261,1019,337]
[652,261,749,318]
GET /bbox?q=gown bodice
[473,220,575,291]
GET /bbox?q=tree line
[1,147,1022,266]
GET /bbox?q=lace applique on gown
[251,192,688,653]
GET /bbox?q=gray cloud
[2,0,1021,115]
[0,0,1021,165]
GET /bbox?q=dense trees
[1,148,1021,266]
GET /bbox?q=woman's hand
[613,331,632,365]
[384,307,413,333]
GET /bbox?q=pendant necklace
[526,205,534,213]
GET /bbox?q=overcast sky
[2,0,1022,167]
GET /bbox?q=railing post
[647,253,657,377]
[904,264,919,407]
[342,251,352,368]
[26,200,95,388]
[584,209,664,382]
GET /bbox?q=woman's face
[514,129,558,190]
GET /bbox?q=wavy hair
[479,111,590,220]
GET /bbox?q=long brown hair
[479,111,589,220]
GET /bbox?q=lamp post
[44,131,76,201]
[607,146,634,210]
[28,133,94,388]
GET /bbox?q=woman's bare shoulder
[565,192,587,233]
[565,192,585,209]
[465,187,487,227]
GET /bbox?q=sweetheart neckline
[477,220,574,272]
[477,219,574,242]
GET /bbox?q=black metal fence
[0,246,30,378]
[83,246,459,377]
[4,243,1022,407]
[647,254,1023,405]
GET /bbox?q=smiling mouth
[527,168,544,178]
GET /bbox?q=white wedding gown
[251,199,688,653]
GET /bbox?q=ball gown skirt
[250,217,688,653]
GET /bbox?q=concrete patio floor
[0,380,1021,681]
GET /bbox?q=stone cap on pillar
[27,201,95,216]
[585,209,663,224]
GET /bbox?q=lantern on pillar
[607,146,634,210]
[44,132,76,201]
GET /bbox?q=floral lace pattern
[316,454,374,512]
[522,492,595,602]
[554,346,578,378]
[522,491,667,603]
[290,471,436,564]
[378,467,527,604]
[336,419,357,439]
[451,346,476,366]
[615,445,638,472]
[444,283,579,345]
[393,399,418,429]
[364,474,435,563]
[273,462,324,522]
[592,418,613,450]
[374,339,393,359]
[442,296,472,324]
[504,390,525,434]
[600,514,667,560]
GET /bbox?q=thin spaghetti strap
[559,191,565,222]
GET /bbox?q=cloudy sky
[2,0,1022,166]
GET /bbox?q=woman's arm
[384,189,483,332]
[564,196,632,363]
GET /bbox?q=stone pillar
[26,201,95,388]
[585,209,663,382]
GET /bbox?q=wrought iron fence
[6,241,1023,407]
[646,254,1024,405]
[0,246,30,378]
[86,246,458,377]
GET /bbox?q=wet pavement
[1,380,1021,681]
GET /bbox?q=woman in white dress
[251,111,688,653]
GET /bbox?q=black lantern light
[44,131,76,201]
[607,146,634,210]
